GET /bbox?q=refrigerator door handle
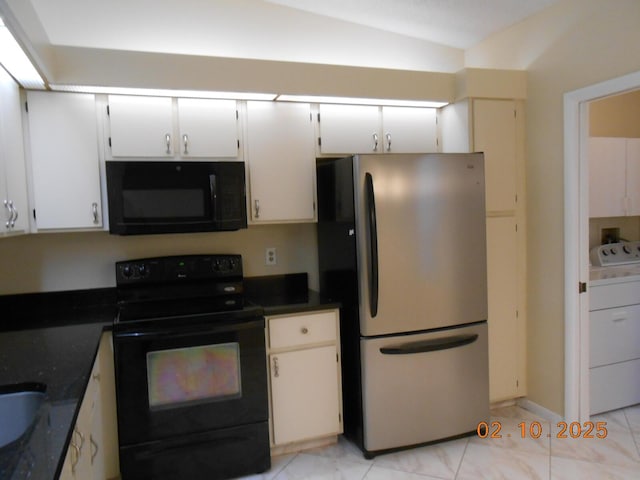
[379,334,479,355]
[365,172,379,317]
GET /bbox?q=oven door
[113,314,267,447]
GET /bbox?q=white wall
[0,224,318,294]
[466,0,640,414]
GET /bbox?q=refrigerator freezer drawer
[361,322,489,453]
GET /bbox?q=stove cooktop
[114,254,256,324]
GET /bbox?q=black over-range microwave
[106,161,247,235]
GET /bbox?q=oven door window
[147,342,241,410]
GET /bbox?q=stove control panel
[590,241,640,267]
[116,254,243,285]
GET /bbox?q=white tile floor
[240,404,640,480]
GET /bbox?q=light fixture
[275,94,448,108]
[0,17,45,89]
[49,84,277,101]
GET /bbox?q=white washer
[588,242,640,414]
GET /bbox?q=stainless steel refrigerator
[317,153,489,458]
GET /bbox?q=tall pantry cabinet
[441,98,527,403]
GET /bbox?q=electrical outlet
[265,247,277,266]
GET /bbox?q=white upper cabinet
[177,98,238,157]
[588,137,640,218]
[0,67,29,235]
[107,95,174,157]
[627,138,640,216]
[381,106,437,153]
[589,137,626,218]
[317,104,438,155]
[245,101,316,223]
[26,91,103,230]
[107,95,239,159]
[318,104,381,154]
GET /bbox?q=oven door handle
[114,317,264,340]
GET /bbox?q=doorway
[564,70,640,422]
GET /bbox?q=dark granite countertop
[0,274,338,480]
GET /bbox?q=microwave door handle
[209,174,218,221]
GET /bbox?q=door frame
[563,70,640,422]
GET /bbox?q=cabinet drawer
[269,311,337,350]
[590,304,640,367]
[590,281,640,310]
[590,358,640,414]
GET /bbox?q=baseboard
[490,398,518,410]
[271,435,338,457]
[517,398,563,423]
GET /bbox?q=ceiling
[0,0,561,90]
[8,0,561,55]
[264,0,560,49]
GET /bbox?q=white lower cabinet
[266,309,343,452]
[590,281,640,414]
[60,332,119,480]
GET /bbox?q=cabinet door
[177,98,238,157]
[270,345,340,445]
[486,216,521,402]
[97,332,119,479]
[473,99,518,212]
[108,95,173,157]
[0,67,29,234]
[588,137,626,218]
[381,106,437,153]
[626,138,640,216]
[27,92,103,230]
[318,104,381,154]
[245,101,316,223]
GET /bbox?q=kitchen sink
[0,383,46,449]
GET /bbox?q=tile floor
[240,404,640,479]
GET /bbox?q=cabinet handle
[74,427,85,450]
[385,133,392,152]
[93,372,101,382]
[92,202,99,224]
[70,442,80,474]
[90,435,99,464]
[254,199,260,219]
[273,356,279,377]
[165,133,172,154]
[183,134,189,155]
[372,133,379,151]
[300,327,309,334]
[10,201,17,228]
[4,200,16,228]
[4,200,11,229]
